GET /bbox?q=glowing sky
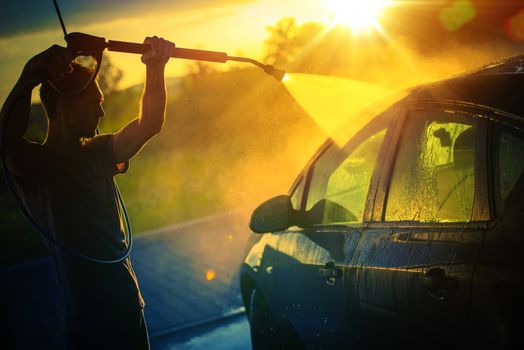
[0,0,334,102]
[2,0,523,103]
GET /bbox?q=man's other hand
[141,36,175,69]
[22,45,73,88]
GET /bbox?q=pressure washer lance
[72,32,286,78]
[120,40,286,80]
[44,31,287,98]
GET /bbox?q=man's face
[63,82,105,138]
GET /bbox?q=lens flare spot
[504,8,524,41]
[440,0,476,32]
[205,269,216,281]
[228,234,233,240]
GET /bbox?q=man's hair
[40,61,96,119]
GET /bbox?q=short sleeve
[88,134,130,176]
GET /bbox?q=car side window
[305,128,387,225]
[386,112,478,222]
[496,129,524,210]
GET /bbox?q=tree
[263,17,325,66]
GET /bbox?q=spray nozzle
[263,65,287,82]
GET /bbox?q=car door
[466,121,524,349]
[355,104,489,349]
[271,111,398,349]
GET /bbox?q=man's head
[40,62,105,139]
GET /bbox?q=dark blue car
[240,56,524,350]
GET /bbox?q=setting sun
[328,0,390,31]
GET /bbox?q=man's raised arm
[112,36,175,163]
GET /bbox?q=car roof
[400,55,524,120]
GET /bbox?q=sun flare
[328,0,390,31]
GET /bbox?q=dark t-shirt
[13,134,144,330]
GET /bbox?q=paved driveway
[151,313,251,350]
[0,210,253,349]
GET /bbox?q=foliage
[263,17,325,66]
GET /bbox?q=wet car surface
[239,56,524,349]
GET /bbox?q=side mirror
[250,195,298,233]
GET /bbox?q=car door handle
[421,267,458,299]
[319,261,342,285]
[319,261,342,278]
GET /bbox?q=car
[239,55,524,350]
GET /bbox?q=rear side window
[497,130,524,209]
[386,112,478,222]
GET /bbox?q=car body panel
[355,224,485,349]
[272,229,356,349]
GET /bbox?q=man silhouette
[1,36,174,350]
